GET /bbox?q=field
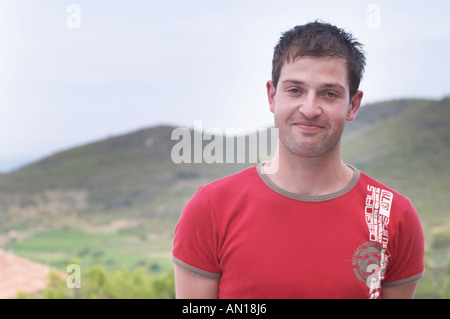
[4,229,173,273]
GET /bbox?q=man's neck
[262,142,353,196]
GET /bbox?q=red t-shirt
[172,164,425,299]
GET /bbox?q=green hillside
[0,125,251,231]
[0,124,256,274]
[0,97,449,298]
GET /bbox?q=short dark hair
[271,21,366,98]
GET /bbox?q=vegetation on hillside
[18,263,175,299]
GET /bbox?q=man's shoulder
[203,165,258,188]
[357,170,413,210]
[198,166,260,200]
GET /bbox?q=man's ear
[346,90,363,121]
[266,80,276,113]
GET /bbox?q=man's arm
[174,264,220,299]
[381,280,419,299]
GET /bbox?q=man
[171,21,425,299]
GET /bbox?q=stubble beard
[278,122,343,160]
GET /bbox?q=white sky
[0,0,449,172]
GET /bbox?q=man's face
[267,55,363,159]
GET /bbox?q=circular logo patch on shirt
[352,241,382,285]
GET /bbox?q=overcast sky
[0,0,449,172]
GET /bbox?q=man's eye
[288,88,301,94]
[324,91,338,98]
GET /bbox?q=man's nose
[298,93,322,119]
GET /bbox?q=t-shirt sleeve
[382,199,425,287]
[171,187,221,279]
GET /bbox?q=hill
[0,124,260,273]
[0,125,252,231]
[0,96,449,298]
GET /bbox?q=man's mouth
[292,121,325,132]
